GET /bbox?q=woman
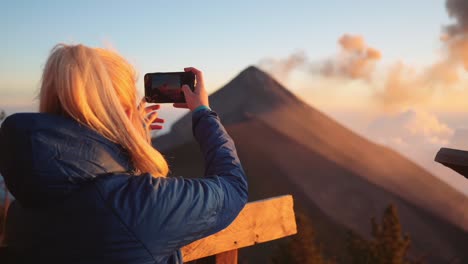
[0,44,248,263]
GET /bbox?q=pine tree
[0,110,5,122]
[347,204,422,264]
[347,230,374,264]
[377,205,411,263]
[272,212,335,264]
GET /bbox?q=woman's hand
[173,67,210,111]
[142,103,165,130]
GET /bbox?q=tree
[0,109,5,122]
[272,212,336,264]
[347,204,423,264]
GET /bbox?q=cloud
[321,34,382,80]
[448,129,468,150]
[367,109,454,147]
[364,109,468,195]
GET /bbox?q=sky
[2,1,468,194]
[1,0,450,108]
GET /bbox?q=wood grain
[215,249,238,264]
[181,195,297,262]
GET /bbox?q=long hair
[39,44,169,177]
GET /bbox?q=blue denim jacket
[0,109,248,263]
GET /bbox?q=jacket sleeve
[106,108,248,255]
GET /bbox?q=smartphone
[144,72,196,103]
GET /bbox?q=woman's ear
[125,108,133,119]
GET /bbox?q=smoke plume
[322,34,382,79]
[259,34,381,83]
[258,51,307,82]
[445,0,468,37]
[444,0,468,69]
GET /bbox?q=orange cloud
[322,34,382,80]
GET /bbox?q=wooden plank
[182,195,297,262]
[215,249,238,264]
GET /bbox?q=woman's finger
[184,67,204,93]
[152,118,165,123]
[184,67,201,74]
[150,124,163,130]
[181,85,194,97]
[145,114,164,130]
[145,111,159,122]
[145,104,160,113]
[148,104,161,110]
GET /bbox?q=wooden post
[215,249,238,264]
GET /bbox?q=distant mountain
[154,66,468,263]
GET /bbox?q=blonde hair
[39,44,168,177]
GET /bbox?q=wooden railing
[182,195,297,263]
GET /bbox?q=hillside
[154,66,468,263]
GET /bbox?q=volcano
[154,66,468,263]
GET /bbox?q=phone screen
[152,74,180,92]
[151,74,183,102]
[144,72,195,103]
